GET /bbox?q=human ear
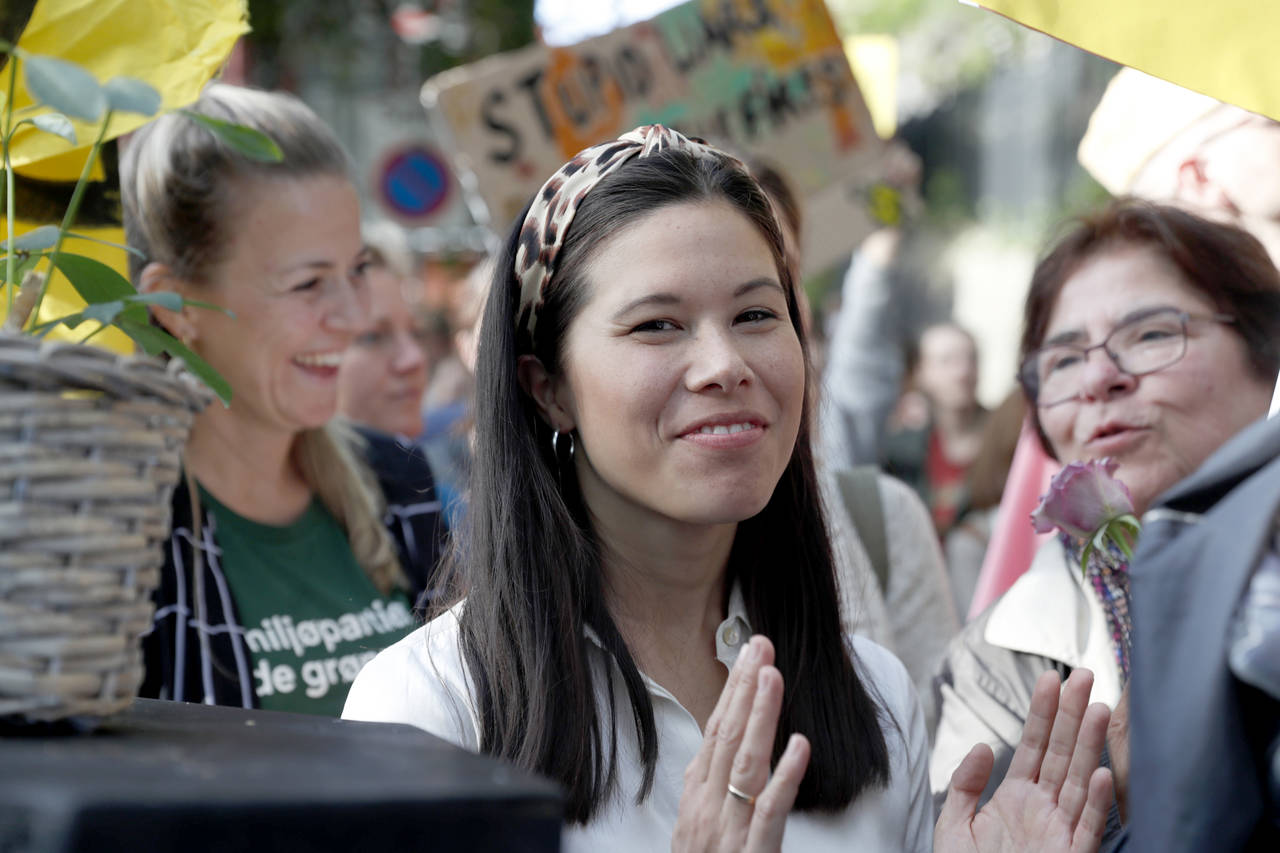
[516,354,576,432]
[138,261,199,345]
[1175,157,1236,213]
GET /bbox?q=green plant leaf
[52,252,137,302]
[116,318,164,356]
[31,311,89,337]
[125,291,183,312]
[118,318,231,405]
[121,291,233,317]
[80,300,125,325]
[181,110,283,162]
[0,251,43,284]
[103,76,161,117]
[31,112,76,144]
[63,231,146,258]
[179,297,231,316]
[0,225,59,252]
[19,52,106,121]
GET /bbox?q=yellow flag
[3,0,249,173]
[973,0,1280,121]
[2,0,248,349]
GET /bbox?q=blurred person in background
[337,226,451,600]
[1081,67,1280,269]
[812,141,980,538]
[418,254,481,447]
[125,84,446,716]
[931,200,1280,843]
[884,322,988,536]
[417,256,492,528]
[338,226,431,440]
[751,157,959,733]
[418,304,471,416]
[818,141,935,473]
[943,391,1026,619]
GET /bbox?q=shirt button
[722,626,740,646]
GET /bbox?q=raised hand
[934,669,1114,853]
[672,635,810,853]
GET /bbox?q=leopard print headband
[513,125,739,341]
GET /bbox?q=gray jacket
[1126,415,1280,852]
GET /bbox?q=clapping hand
[672,636,810,853]
[674,639,1113,853]
[934,669,1114,853]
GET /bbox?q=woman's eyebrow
[611,293,681,319]
[1117,303,1182,324]
[280,258,336,274]
[610,278,784,321]
[734,278,784,298]
[1043,328,1086,347]
[1043,304,1182,347]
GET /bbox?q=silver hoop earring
[551,429,575,487]
[551,429,575,457]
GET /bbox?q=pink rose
[1031,458,1135,539]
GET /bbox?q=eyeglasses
[1019,308,1236,407]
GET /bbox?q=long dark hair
[439,147,890,822]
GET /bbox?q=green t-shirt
[200,485,415,717]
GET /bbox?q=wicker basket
[0,334,210,722]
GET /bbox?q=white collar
[982,538,1123,706]
[583,581,753,695]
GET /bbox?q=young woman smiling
[343,126,1112,851]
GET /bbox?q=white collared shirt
[343,592,933,852]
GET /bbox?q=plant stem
[79,323,106,346]
[3,53,17,322]
[3,137,13,320]
[27,109,112,332]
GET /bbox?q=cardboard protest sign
[971,0,1280,122]
[423,0,889,276]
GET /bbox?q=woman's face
[186,175,369,434]
[916,325,979,414]
[1038,243,1272,512]
[337,266,430,438]
[547,200,805,530]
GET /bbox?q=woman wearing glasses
[931,199,1280,819]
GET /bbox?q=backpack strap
[836,466,890,597]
